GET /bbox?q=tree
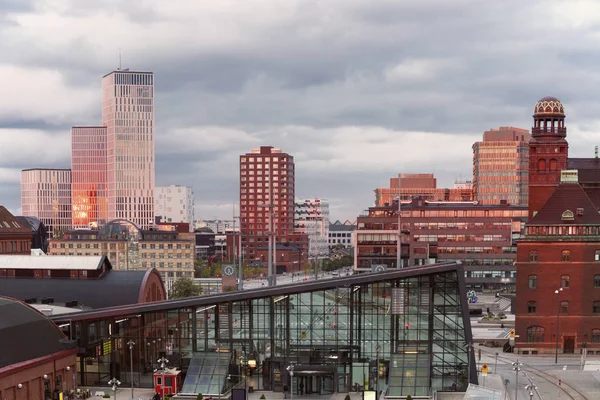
[168,276,203,299]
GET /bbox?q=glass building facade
[53,263,474,397]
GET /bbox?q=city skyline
[3,1,600,221]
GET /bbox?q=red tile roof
[0,207,32,234]
[528,183,600,225]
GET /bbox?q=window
[595,275,600,288]
[529,250,538,262]
[596,250,600,261]
[560,301,569,314]
[527,301,537,313]
[562,250,571,262]
[561,275,570,288]
[594,302,600,314]
[593,329,600,343]
[528,275,537,289]
[526,326,545,342]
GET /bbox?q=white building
[329,220,356,248]
[295,198,329,258]
[194,219,238,234]
[155,185,195,230]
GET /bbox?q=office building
[155,185,195,229]
[71,126,108,229]
[21,168,72,237]
[51,262,476,397]
[328,220,356,248]
[102,70,155,228]
[48,219,194,289]
[295,198,329,258]
[239,146,308,270]
[375,173,472,207]
[472,126,530,206]
[354,199,527,289]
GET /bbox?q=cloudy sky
[3,0,600,222]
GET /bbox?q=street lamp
[525,383,537,400]
[127,340,135,399]
[375,344,381,396]
[286,364,294,400]
[512,359,522,400]
[108,377,121,400]
[157,356,169,398]
[555,287,564,364]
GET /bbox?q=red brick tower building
[528,97,569,219]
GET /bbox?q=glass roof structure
[52,262,476,397]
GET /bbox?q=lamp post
[525,383,537,400]
[108,377,121,400]
[375,344,381,396]
[555,287,564,364]
[157,356,169,398]
[512,359,522,400]
[127,340,135,399]
[466,342,474,386]
[286,364,294,400]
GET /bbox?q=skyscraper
[71,126,108,228]
[240,146,307,268]
[472,126,531,205]
[21,168,72,237]
[102,70,155,228]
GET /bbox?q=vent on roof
[41,297,54,305]
[24,297,37,304]
[562,210,575,221]
[577,208,584,216]
[65,300,78,308]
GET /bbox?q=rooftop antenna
[118,49,122,71]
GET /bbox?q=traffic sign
[481,364,489,376]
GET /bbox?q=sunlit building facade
[472,127,530,206]
[155,185,195,230]
[375,174,472,207]
[48,219,194,289]
[71,126,108,229]
[21,168,72,237]
[102,71,155,229]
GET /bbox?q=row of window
[528,250,600,262]
[52,242,192,250]
[528,274,575,289]
[527,326,600,343]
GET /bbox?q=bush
[406,396,413,400]
[260,395,266,399]
[197,394,203,400]
[102,395,111,399]
[344,395,351,400]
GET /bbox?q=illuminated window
[561,250,571,262]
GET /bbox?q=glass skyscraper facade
[53,263,474,397]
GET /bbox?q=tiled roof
[568,158,600,170]
[0,207,32,234]
[528,183,600,225]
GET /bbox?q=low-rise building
[354,199,528,289]
[0,206,33,255]
[375,173,472,207]
[328,220,355,248]
[47,219,194,289]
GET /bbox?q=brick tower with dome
[528,96,569,219]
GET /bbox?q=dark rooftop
[528,183,600,226]
[0,296,74,370]
[568,158,600,170]
[0,207,33,235]
[0,269,158,309]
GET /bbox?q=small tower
[528,97,569,218]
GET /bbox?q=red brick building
[239,146,308,271]
[516,96,600,354]
[0,206,33,255]
[375,173,472,207]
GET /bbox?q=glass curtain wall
[70,271,469,397]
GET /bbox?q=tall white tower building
[102,70,155,228]
[295,198,329,258]
[155,185,195,230]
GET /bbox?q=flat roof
[103,70,153,78]
[51,261,463,323]
[0,255,105,270]
[21,168,71,172]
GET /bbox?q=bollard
[559,379,562,386]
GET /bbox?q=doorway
[564,336,575,354]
